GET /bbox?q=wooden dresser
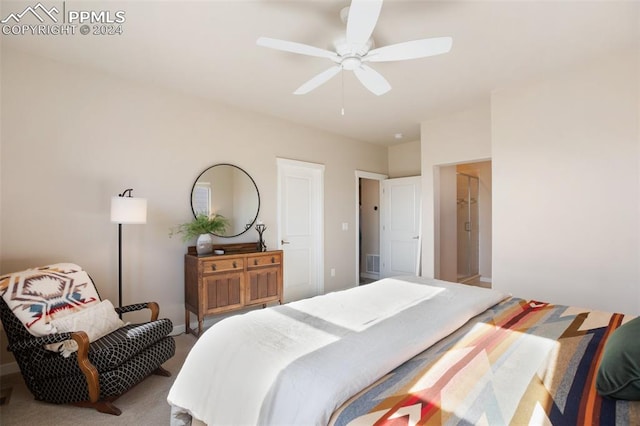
[184,243,283,336]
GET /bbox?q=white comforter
[168,276,506,426]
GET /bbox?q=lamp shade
[111,196,147,224]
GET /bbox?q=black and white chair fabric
[0,263,175,415]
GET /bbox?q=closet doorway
[355,171,386,285]
[355,171,421,285]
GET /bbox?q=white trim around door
[277,158,325,301]
[354,170,387,286]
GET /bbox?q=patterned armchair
[0,263,175,415]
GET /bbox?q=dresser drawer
[185,248,283,338]
[248,253,282,269]
[202,258,244,273]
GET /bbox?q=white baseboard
[360,272,379,280]
[170,324,186,336]
[480,276,492,283]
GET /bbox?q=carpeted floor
[0,333,196,426]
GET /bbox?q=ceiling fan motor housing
[334,36,373,58]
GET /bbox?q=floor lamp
[110,188,147,317]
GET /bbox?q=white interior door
[277,158,324,302]
[380,176,422,278]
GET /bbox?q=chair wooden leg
[72,400,122,416]
[153,366,171,377]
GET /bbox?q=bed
[167,276,640,425]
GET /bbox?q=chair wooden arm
[115,302,159,321]
[70,332,121,415]
[71,331,100,403]
[147,302,159,321]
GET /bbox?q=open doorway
[359,178,380,284]
[355,171,422,285]
[355,171,387,286]
[438,161,492,288]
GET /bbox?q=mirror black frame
[190,163,260,238]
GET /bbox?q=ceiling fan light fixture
[341,56,361,71]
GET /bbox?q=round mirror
[190,164,260,238]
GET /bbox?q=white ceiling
[3,0,638,145]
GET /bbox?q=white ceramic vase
[196,233,213,255]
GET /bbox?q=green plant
[169,213,229,242]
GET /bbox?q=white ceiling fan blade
[366,37,453,62]
[353,64,391,96]
[294,65,342,95]
[257,37,339,61]
[346,0,383,47]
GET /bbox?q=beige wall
[492,50,639,314]
[0,49,387,369]
[421,100,493,279]
[438,165,457,282]
[422,49,640,315]
[388,140,420,178]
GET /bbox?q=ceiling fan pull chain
[341,69,345,116]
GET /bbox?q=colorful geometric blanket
[330,297,640,425]
[0,263,100,337]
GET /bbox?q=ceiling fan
[256,0,452,96]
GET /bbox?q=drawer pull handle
[254,259,258,265]
[233,261,237,268]
[211,264,216,271]
[271,257,275,263]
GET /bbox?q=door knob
[281,240,290,245]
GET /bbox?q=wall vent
[366,254,380,274]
